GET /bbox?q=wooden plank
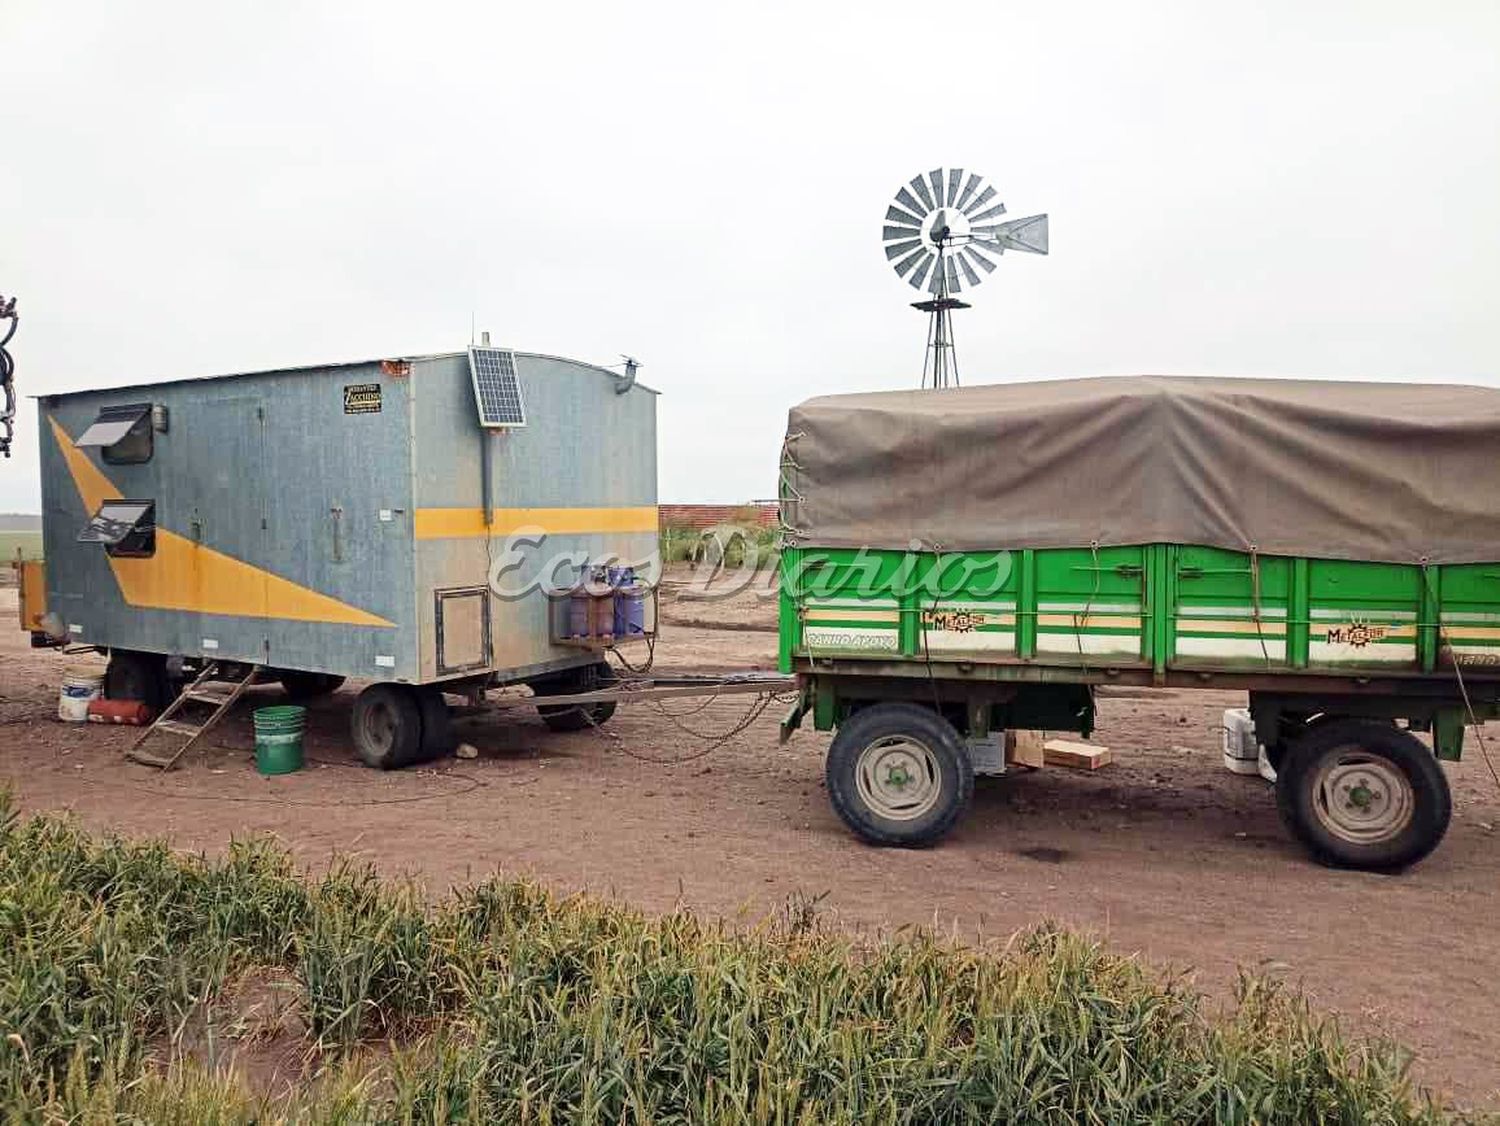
[1043,738,1112,770]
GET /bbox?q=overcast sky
[3,1,1497,512]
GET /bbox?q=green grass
[0,792,1476,1123]
[660,523,780,568]
[0,530,41,562]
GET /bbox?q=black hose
[0,296,16,459]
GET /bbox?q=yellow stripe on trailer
[414,506,659,539]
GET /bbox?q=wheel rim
[854,735,942,822]
[360,699,396,754]
[1311,748,1415,845]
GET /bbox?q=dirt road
[2,584,1497,1108]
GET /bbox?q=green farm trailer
[778,376,1500,871]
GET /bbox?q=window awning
[75,404,151,448]
[78,500,154,545]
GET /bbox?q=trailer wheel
[351,684,425,769]
[537,663,618,733]
[105,650,170,713]
[415,686,455,760]
[825,702,973,847]
[1275,719,1451,871]
[279,671,346,701]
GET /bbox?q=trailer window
[78,499,156,558]
[76,403,153,464]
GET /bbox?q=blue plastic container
[610,566,647,637]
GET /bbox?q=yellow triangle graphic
[48,415,395,627]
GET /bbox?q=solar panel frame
[467,347,527,428]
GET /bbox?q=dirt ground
[2,580,1498,1109]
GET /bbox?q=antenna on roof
[881,169,1048,389]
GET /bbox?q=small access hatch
[75,403,153,463]
[435,586,491,674]
[78,499,155,557]
[76,403,151,447]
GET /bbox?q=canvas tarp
[783,376,1500,565]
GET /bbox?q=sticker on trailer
[201,638,219,650]
[374,655,395,668]
[343,383,382,414]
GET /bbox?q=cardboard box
[1005,730,1046,768]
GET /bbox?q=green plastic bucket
[253,705,306,775]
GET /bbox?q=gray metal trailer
[35,344,658,765]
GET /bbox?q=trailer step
[125,662,262,771]
[124,749,175,768]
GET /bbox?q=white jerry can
[1222,707,1276,782]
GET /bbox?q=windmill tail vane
[881,168,1048,388]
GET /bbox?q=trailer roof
[785,375,1500,565]
[38,350,658,399]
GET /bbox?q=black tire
[1275,718,1451,871]
[536,663,618,733]
[279,671,346,701]
[825,702,973,847]
[351,684,425,770]
[415,686,455,761]
[104,650,170,713]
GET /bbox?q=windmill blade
[945,168,963,206]
[962,184,996,215]
[895,186,926,216]
[885,204,923,227]
[893,245,927,276]
[957,253,981,288]
[885,238,922,261]
[930,255,960,295]
[883,224,920,243]
[909,251,935,289]
[956,173,983,211]
[969,200,1008,223]
[909,174,935,211]
[927,170,946,211]
[963,244,999,272]
[984,213,1049,255]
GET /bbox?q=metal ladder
[125,662,262,770]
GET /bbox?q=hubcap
[855,735,942,822]
[1311,749,1414,845]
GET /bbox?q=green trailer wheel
[825,703,973,847]
[1275,719,1451,871]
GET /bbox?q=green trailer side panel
[1436,563,1500,671]
[783,543,1500,684]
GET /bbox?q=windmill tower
[882,170,1049,388]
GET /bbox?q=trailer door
[172,396,269,659]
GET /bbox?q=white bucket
[58,666,105,723]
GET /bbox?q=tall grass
[0,793,1468,1123]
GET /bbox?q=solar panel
[468,347,526,428]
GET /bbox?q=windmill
[882,169,1048,389]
